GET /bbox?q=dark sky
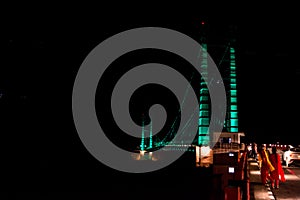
[2,12,297,140]
[2,6,299,197]
[234,17,297,144]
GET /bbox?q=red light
[201,21,205,25]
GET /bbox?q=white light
[250,162,258,166]
[284,174,300,181]
[250,170,261,175]
[140,150,145,156]
[196,146,200,163]
[201,146,211,157]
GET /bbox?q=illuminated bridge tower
[140,116,145,151]
[227,45,239,133]
[198,21,210,146]
[139,116,153,151]
[198,22,240,148]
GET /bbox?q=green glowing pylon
[149,121,153,149]
[198,43,210,146]
[140,116,145,151]
[228,46,238,133]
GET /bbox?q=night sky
[2,6,299,198]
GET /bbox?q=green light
[198,42,210,146]
[229,127,238,132]
[199,127,209,133]
[230,90,237,96]
[200,96,209,102]
[200,88,208,93]
[201,60,208,65]
[231,105,237,111]
[149,121,153,149]
[228,46,238,132]
[200,104,209,109]
[231,97,237,103]
[198,135,209,141]
[140,119,145,151]
[200,111,209,117]
[200,88,208,95]
[199,118,209,125]
[227,47,239,133]
[200,72,208,77]
[230,119,238,126]
[230,84,236,89]
[230,112,238,118]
